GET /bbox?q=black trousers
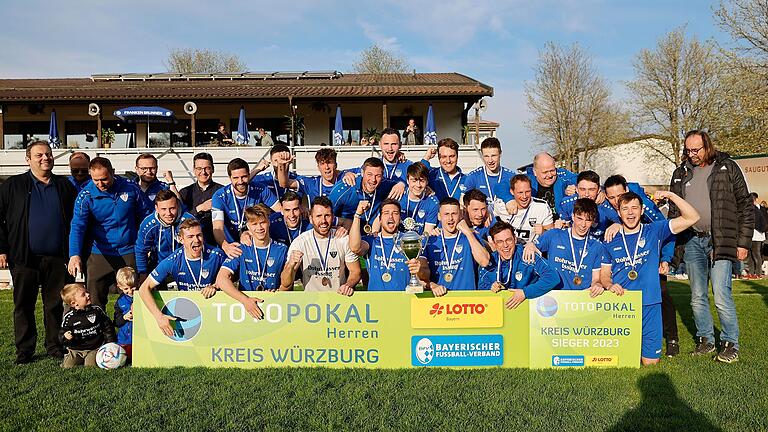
[10,255,69,359]
[86,253,136,310]
[660,275,679,341]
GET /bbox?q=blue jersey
[559,196,620,240]
[478,248,558,298]
[296,170,351,203]
[494,167,577,218]
[135,178,169,202]
[398,193,439,235]
[268,212,312,246]
[604,220,673,305]
[362,234,410,291]
[463,167,516,207]
[328,176,397,225]
[349,160,414,184]
[149,246,227,291]
[70,176,153,257]
[534,228,606,290]
[135,211,196,274]
[424,231,481,290]
[212,185,278,243]
[114,293,133,345]
[427,167,467,201]
[67,175,90,192]
[221,240,288,291]
[251,171,301,200]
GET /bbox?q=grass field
[1,279,767,432]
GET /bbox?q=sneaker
[674,273,688,280]
[715,342,739,363]
[666,340,680,357]
[691,337,716,356]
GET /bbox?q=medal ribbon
[230,184,251,229]
[439,169,462,198]
[252,241,272,285]
[439,231,463,276]
[619,224,644,273]
[378,233,399,273]
[496,256,513,286]
[312,230,332,277]
[568,228,589,277]
[183,254,205,290]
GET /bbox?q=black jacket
[668,151,754,262]
[0,171,77,266]
[59,305,116,351]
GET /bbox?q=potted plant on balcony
[101,128,116,149]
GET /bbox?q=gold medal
[382,272,392,282]
[444,273,454,283]
[321,276,331,286]
[573,276,582,286]
[403,217,416,231]
[363,224,372,234]
[628,269,638,280]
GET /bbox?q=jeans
[684,236,740,349]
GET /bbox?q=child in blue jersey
[139,219,227,337]
[212,158,279,258]
[399,162,439,235]
[328,157,400,234]
[462,138,515,214]
[523,198,608,295]
[135,190,196,276]
[422,138,467,201]
[217,204,289,294]
[113,267,137,360]
[462,189,494,242]
[603,191,700,366]
[421,198,491,294]
[269,191,311,246]
[478,221,559,309]
[349,198,425,291]
[557,171,620,240]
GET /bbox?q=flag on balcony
[333,106,344,146]
[424,104,437,146]
[236,106,249,145]
[48,109,60,149]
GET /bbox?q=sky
[0,0,731,168]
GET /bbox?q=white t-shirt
[287,229,358,292]
[495,197,552,243]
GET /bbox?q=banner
[133,290,641,369]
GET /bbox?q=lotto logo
[412,297,502,329]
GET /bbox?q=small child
[114,267,136,359]
[59,283,116,368]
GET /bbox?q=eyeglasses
[137,166,158,172]
[684,146,704,155]
[194,167,213,173]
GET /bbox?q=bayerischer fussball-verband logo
[161,297,202,342]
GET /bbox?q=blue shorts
[642,303,663,359]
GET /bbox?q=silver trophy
[399,230,424,294]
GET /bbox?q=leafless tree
[352,44,411,74]
[525,42,627,171]
[165,48,247,74]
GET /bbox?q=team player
[280,197,360,295]
[139,219,227,336]
[495,174,552,243]
[328,157,399,233]
[421,198,491,294]
[558,170,619,240]
[423,138,467,201]
[399,162,439,234]
[277,148,349,202]
[269,191,311,246]
[212,158,279,258]
[523,199,609,295]
[135,190,196,279]
[478,222,559,308]
[463,138,515,213]
[349,198,426,291]
[463,189,494,242]
[251,144,300,199]
[603,190,700,365]
[67,152,91,191]
[217,204,289,293]
[134,153,177,201]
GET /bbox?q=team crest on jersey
[395,169,402,177]
[455,244,464,254]
[515,271,523,281]
[87,314,96,323]
[119,192,129,202]
[267,257,275,267]
[201,269,210,279]
[528,218,537,226]
[330,251,338,259]
[418,210,426,218]
[149,194,157,201]
[638,237,646,248]
[459,184,467,191]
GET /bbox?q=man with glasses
[668,130,754,363]
[68,152,91,191]
[179,153,223,246]
[134,153,178,202]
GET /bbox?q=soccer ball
[96,343,127,369]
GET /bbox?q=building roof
[0,73,493,102]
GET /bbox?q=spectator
[746,192,766,278]
[178,152,223,245]
[402,118,421,145]
[259,128,274,147]
[216,123,234,146]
